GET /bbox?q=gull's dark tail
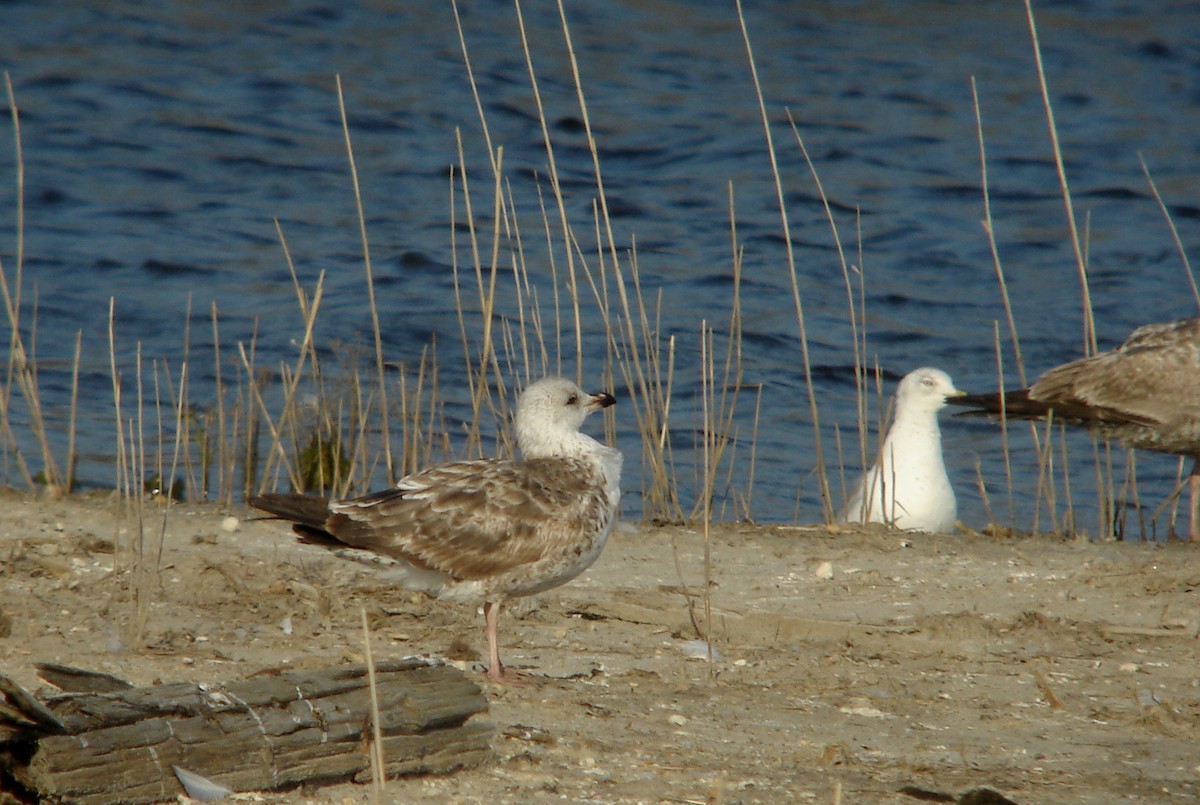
[249,493,338,544]
[948,389,1151,429]
[947,389,1051,420]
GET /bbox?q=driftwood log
[0,659,491,804]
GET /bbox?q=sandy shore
[1,488,1197,804]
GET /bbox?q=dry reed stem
[241,325,264,498]
[990,322,1016,526]
[978,20,1121,535]
[360,608,387,801]
[700,321,715,669]
[450,131,497,459]
[238,340,297,491]
[343,374,371,499]
[0,74,29,485]
[153,360,188,576]
[257,270,326,491]
[3,74,21,292]
[785,110,868,484]
[533,184,564,376]
[1148,462,1187,538]
[125,342,155,644]
[512,0,584,377]
[489,0,679,518]
[504,181,538,383]
[973,456,996,529]
[335,74,393,485]
[208,302,230,505]
[741,383,763,521]
[685,189,750,521]
[833,425,847,511]
[971,77,1028,388]
[0,76,59,487]
[1034,670,1065,709]
[465,143,509,440]
[1117,448,1141,539]
[554,3,680,509]
[1089,437,1112,539]
[1138,154,1200,311]
[1024,0,1095,355]
[107,299,128,501]
[65,330,81,491]
[973,76,1059,535]
[738,0,832,523]
[1030,416,1056,534]
[452,0,496,175]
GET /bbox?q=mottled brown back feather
[249,456,611,583]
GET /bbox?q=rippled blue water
[1,1,1198,533]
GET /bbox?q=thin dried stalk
[1024,0,1095,354]
[738,1,832,522]
[336,75,393,484]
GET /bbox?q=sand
[1,488,1197,804]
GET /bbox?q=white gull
[252,376,622,684]
[839,367,963,533]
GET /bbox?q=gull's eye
[566,393,579,406]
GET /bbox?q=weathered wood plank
[0,659,492,805]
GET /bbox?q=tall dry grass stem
[680,188,754,521]
[973,457,996,528]
[483,0,682,520]
[971,77,1028,388]
[209,302,230,505]
[450,131,500,459]
[989,322,1016,526]
[699,321,715,670]
[513,0,585,377]
[66,331,81,490]
[1,76,61,489]
[785,111,870,485]
[1088,438,1113,539]
[243,269,326,492]
[336,74,394,485]
[360,608,386,801]
[554,11,672,503]
[1138,154,1200,311]
[1030,417,1057,534]
[3,74,22,291]
[105,339,162,645]
[737,0,832,522]
[1024,0,1095,355]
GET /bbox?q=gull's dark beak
[588,391,617,410]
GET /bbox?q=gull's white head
[896,367,963,416]
[515,376,616,458]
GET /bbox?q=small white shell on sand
[172,765,234,801]
[679,638,721,661]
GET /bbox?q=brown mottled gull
[251,376,621,684]
[839,367,964,533]
[951,317,1200,540]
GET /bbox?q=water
[1,1,1198,533]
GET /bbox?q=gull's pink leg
[482,601,530,685]
[1189,462,1199,542]
[483,601,505,682]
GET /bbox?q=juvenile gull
[251,376,621,684]
[951,317,1200,541]
[839,367,963,533]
